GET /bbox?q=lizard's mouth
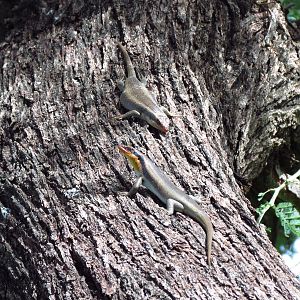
[159,125,168,134]
[152,122,168,134]
[118,145,141,172]
[154,116,169,134]
[118,145,133,156]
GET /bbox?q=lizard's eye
[124,146,133,152]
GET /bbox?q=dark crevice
[0,0,105,43]
[70,247,110,300]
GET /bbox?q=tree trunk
[1,0,300,299]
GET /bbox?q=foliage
[257,168,300,237]
[275,202,300,237]
[281,0,300,21]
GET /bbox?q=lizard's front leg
[161,107,181,117]
[113,110,140,121]
[127,176,143,197]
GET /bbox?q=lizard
[114,42,175,134]
[118,145,213,266]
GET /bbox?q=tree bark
[0,0,300,299]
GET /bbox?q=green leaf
[275,202,300,237]
[256,202,271,215]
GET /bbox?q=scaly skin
[115,42,172,134]
[118,145,213,266]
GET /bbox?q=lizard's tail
[117,42,136,78]
[192,209,213,266]
[205,217,213,267]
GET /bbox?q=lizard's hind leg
[166,199,184,215]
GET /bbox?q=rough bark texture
[0,0,300,299]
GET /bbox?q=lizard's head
[145,113,170,134]
[118,145,142,172]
